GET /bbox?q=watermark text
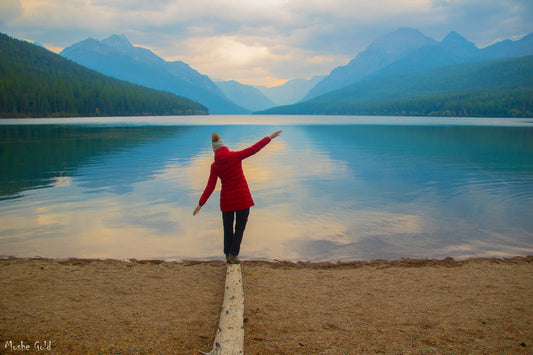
[4,340,52,352]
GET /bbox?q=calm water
[1,115,532,261]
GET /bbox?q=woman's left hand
[269,130,282,139]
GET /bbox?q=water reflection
[0,120,532,261]
[0,125,196,199]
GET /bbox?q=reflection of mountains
[295,124,533,261]
[0,125,200,200]
[303,124,533,170]
[301,124,533,202]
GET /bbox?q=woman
[193,130,282,264]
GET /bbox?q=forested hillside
[0,33,208,118]
[260,56,533,117]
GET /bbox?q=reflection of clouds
[244,140,352,188]
[155,138,351,198]
[3,194,531,261]
[241,206,427,261]
[0,195,224,260]
[242,203,350,260]
[345,210,424,237]
[52,176,71,187]
[36,206,65,228]
[237,143,286,187]
[154,151,215,192]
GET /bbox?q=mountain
[367,31,481,80]
[215,80,275,111]
[367,31,533,81]
[259,56,533,118]
[304,28,437,100]
[304,28,533,101]
[60,34,247,114]
[441,31,478,58]
[0,33,207,118]
[482,33,533,59]
[255,76,326,106]
[213,75,326,111]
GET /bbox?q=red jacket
[199,136,271,212]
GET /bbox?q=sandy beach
[1,257,532,354]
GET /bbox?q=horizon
[1,0,532,87]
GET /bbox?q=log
[205,263,244,354]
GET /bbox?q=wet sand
[1,257,532,354]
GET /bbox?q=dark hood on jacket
[214,146,230,165]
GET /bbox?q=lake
[1,115,532,261]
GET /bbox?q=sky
[1,0,532,87]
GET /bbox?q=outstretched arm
[236,130,283,160]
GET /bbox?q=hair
[211,133,220,142]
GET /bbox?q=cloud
[164,32,346,85]
[3,0,532,85]
[90,0,172,11]
[423,0,533,44]
[0,0,23,24]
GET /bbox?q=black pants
[222,208,250,256]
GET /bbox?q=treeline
[284,88,533,117]
[260,56,533,117]
[0,33,208,118]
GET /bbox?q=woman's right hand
[193,205,202,216]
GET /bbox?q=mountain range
[58,29,533,116]
[61,34,330,113]
[303,28,533,101]
[213,28,533,115]
[213,80,276,112]
[10,27,533,118]
[257,28,533,117]
[260,55,533,117]
[255,76,326,106]
[213,76,325,111]
[60,35,247,114]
